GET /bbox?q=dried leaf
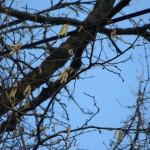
[10,82,18,98]
[116,130,124,144]
[110,30,117,38]
[9,43,22,55]
[23,84,31,97]
[59,71,69,83]
[59,24,68,36]
[68,49,73,55]
[67,127,71,138]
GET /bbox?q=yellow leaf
[23,84,31,97]
[9,43,23,55]
[59,71,69,83]
[10,82,18,98]
[59,24,68,36]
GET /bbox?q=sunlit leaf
[59,24,68,36]
[9,43,23,55]
[23,84,31,97]
[59,71,69,83]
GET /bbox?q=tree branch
[0,0,115,117]
[99,24,150,40]
[0,6,82,26]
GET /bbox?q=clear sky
[8,0,150,149]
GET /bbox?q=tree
[0,0,150,149]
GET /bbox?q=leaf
[59,71,69,83]
[23,84,31,97]
[59,24,68,36]
[67,127,71,139]
[110,30,117,38]
[10,82,18,98]
[9,43,23,55]
[116,130,124,144]
[68,49,73,55]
